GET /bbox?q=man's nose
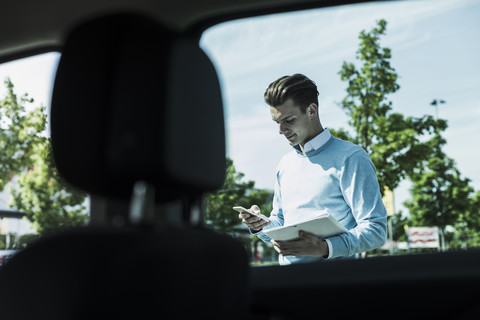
[279,123,288,135]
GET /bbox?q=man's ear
[307,103,318,118]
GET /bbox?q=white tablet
[263,214,347,241]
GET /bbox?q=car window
[0,0,478,266]
[0,52,90,254]
[200,0,480,265]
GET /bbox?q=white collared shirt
[302,128,332,154]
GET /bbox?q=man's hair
[264,74,319,112]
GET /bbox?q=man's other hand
[271,231,329,257]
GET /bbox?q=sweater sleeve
[327,150,388,259]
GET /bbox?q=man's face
[270,98,318,148]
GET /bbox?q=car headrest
[51,14,226,202]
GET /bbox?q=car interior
[0,0,479,319]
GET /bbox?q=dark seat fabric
[0,226,249,319]
[0,13,250,320]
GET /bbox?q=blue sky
[200,0,480,215]
[0,0,479,218]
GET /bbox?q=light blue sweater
[255,130,387,265]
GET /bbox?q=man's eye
[285,119,294,124]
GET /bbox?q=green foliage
[338,19,399,150]
[448,190,480,250]
[9,139,88,235]
[460,191,480,234]
[0,78,45,190]
[405,131,474,235]
[337,19,445,194]
[1,78,88,236]
[390,211,409,242]
[203,158,273,233]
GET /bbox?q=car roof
[0,0,345,63]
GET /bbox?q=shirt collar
[296,128,331,154]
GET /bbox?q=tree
[0,78,45,189]
[9,139,88,235]
[390,211,410,242]
[336,19,445,194]
[338,19,399,150]
[1,78,88,235]
[451,190,480,249]
[203,158,272,233]
[404,131,473,249]
[463,191,480,234]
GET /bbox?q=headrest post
[129,181,155,226]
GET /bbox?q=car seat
[0,13,250,320]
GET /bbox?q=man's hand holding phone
[234,205,271,232]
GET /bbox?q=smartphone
[233,206,271,222]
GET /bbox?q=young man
[238,74,387,265]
